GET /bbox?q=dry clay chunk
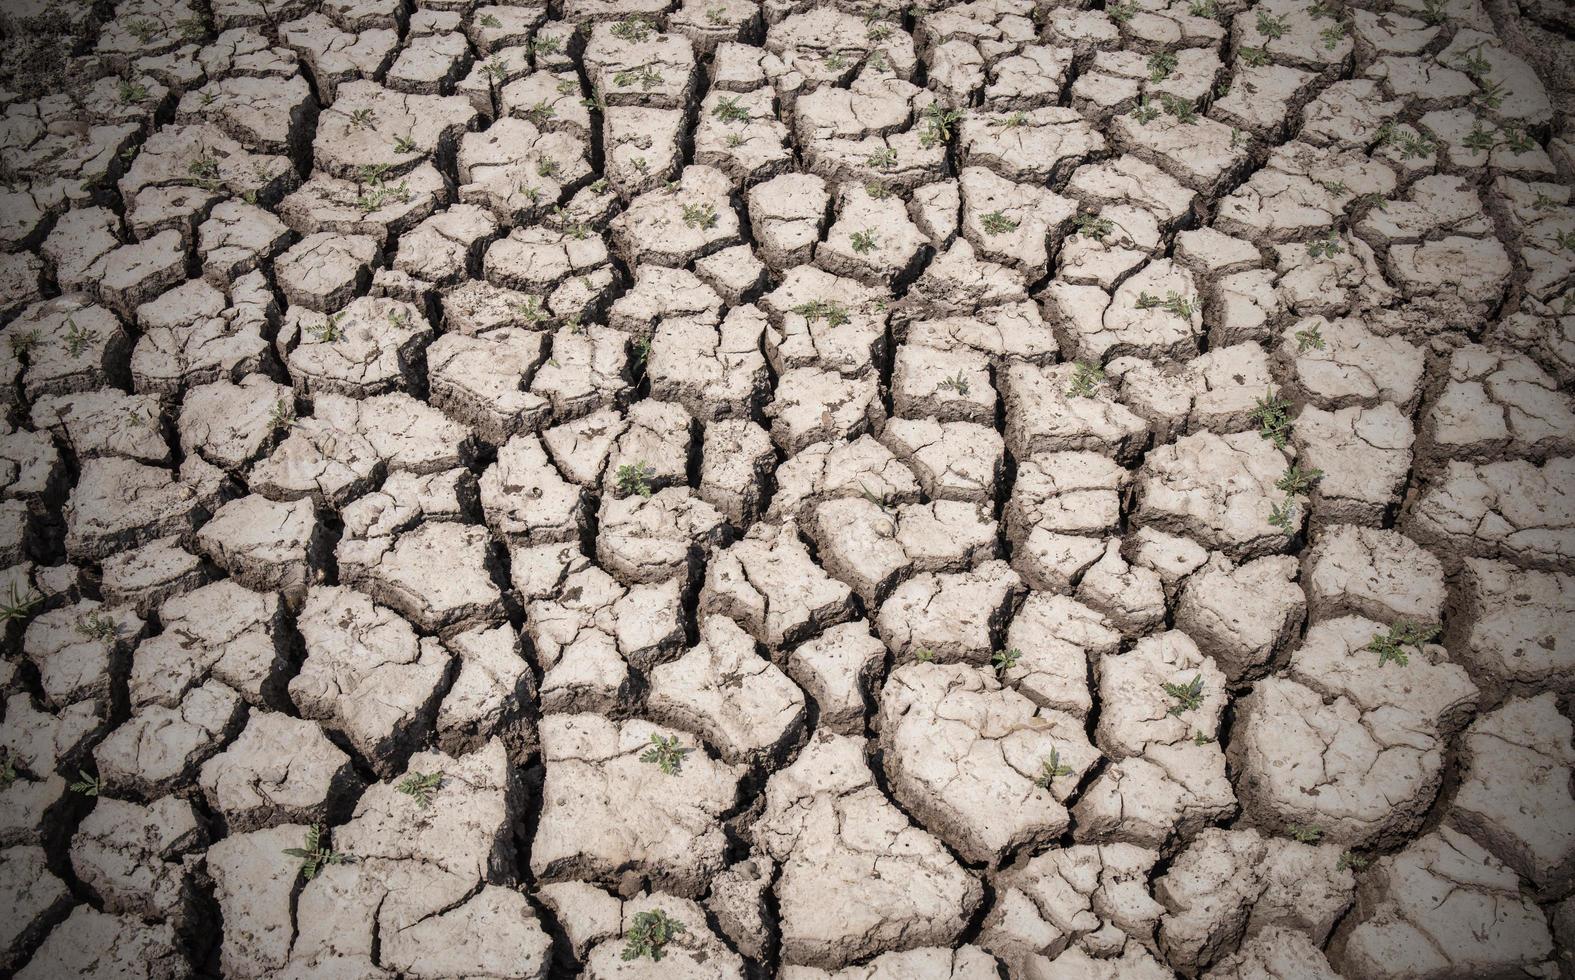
[753,731,983,969]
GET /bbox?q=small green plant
[1035,748,1074,787]
[792,299,851,327]
[1160,94,1198,124]
[0,581,41,623]
[530,33,562,55]
[178,16,205,40]
[1463,122,1496,152]
[1130,95,1160,124]
[1306,230,1344,259]
[75,611,119,642]
[1163,674,1205,716]
[725,132,745,148]
[537,157,561,178]
[308,312,346,343]
[1418,0,1448,24]
[1073,213,1114,241]
[994,110,1030,128]
[864,181,892,199]
[283,825,347,880]
[713,96,750,123]
[1275,464,1323,496]
[706,5,727,24]
[915,648,936,662]
[481,57,508,81]
[1268,497,1298,533]
[63,319,99,358]
[992,647,1022,672]
[118,79,150,104]
[917,101,962,148]
[479,12,502,27]
[850,229,878,254]
[616,461,655,497]
[610,16,653,42]
[1504,128,1536,155]
[70,769,102,796]
[1366,621,1440,668]
[524,101,556,125]
[1555,230,1575,252]
[823,50,848,70]
[393,135,418,154]
[1189,0,1217,16]
[866,146,899,170]
[1294,322,1325,351]
[613,66,664,90]
[1147,51,1177,82]
[937,370,970,396]
[7,328,39,357]
[126,17,158,42]
[682,201,719,230]
[1338,850,1370,871]
[1238,45,1269,67]
[397,771,443,808]
[510,295,547,325]
[639,733,689,775]
[1289,824,1324,844]
[1249,389,1292,448]
[622,908,685,961]
[1192,730,1216,745]
[1107,0,1136,23]
[1318,22,1345,49]
[267,398,296,431]
[349,106,373,128]
[859,482,894,513]
[1066,360,1105,398]
[1135,291,1197,319]
[981,210,1019,235]
[1256,9,1288,38]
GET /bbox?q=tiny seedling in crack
[1275,464,1323,496]
[850,229,878,254]
[1319,22,1345,50]
[1192,730,1215,745]
[1338,850,1369,871]
[864,181,892,200]
[0,750,15,790]
[706,5,727,24]
[524,101,556,125]
[481,57,507,81]
[981,210,1019,235]
[1555,230,1575,252]
[917,102,963,148]
[617,461,655,498]
[479,12,502,27]
[76,611,120,642]
[639,733,690,775]
[1306,230,1343,259]
[1366,621,1440,668]
[914,648,936,662]
[531,33,562,55]
[1035,748,1074,788]
[823,51,848,70]
[0,581,41,623]
[127,17,159,42]
[63,319,99,357]
[1160,94,1198,124]
[682,201,719,230]
[1308,0,1335,18]
[1504,128,1536,155]
[992,647,1022,672]
[284,825,347,880]
[1463,123,1496,152]
[994,110,1030,128]
[1418,0,1448,23]
[510,296,547,325]
[1135,291,1197,319]
[1073,213,1115,241]
[937,370,971,396]
[622,908,685,961]
[1289,824,1324,844]
[713,96,750,123]
[309,313,346,343]
[1107,1,1136,23]
[611,16,654,42]
[348,106,373,129]
[1249,389,1292,448]
[1066,360,1105,398]
[1147,51,1177,82]
[1238,45,1269,67]
[866,49,890,72]
[859,482,894,513]
[7,330,40,358]
[1268,497,1298,533]
[70,769,102,796]
[1188,0,1216,17]
[397,771,443,809]
[537,157,561,178]
[792,299,851,327]
[268,399,296,431]
[1256,10,1288,39]
[1130,96,1160,124]
[866,146,899,169]
[1163,674,1204,716]
[630,337,650,375]
[392,135,418,154]
[188,156,222,190]
[1294,322,1325,351]
[118,79,149,104]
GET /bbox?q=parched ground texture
[0,0,1573,974]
